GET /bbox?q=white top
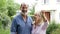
[32,22,48,34]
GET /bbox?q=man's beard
[21,11,28,16]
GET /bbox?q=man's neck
[22,15,27,22]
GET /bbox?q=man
[11,3,33,34]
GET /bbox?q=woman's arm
[41,12,49,30]
[41,12,49,23]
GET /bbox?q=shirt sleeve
[10,18,17,34]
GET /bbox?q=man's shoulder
[13,14,21,20]
[28,16,33,22]
[28,16,32,19]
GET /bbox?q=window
[56,0,60,4]
[57,0,60,2]
[43,0,49,4]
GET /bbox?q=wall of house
[35,0,60,23]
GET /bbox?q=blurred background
[0,0,60,34]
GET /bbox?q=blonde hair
[34,11,46,22]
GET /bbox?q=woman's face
[34,14,42,23]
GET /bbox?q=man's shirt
[11,14,33,34]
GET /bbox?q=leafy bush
[50,24,60,34]
[7,3,20,17]
[0,28,10,34]
[0,0,20,29]
[0,13,11,29]
[46,21,60,34]
[50,28,60,34]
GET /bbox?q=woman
[32,12,49,34]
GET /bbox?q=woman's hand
[41,12,48,22]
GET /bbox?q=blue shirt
[11,14,33,34]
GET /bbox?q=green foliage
[0,28,10,34]
[29,5,35,15]
[0,0,7,13]
[0,0,20,34]
[50,28,60,34]
[0,13,11,29]
[50,24,60,34]
[46,21,60,34]
[0,0,7,8]
[0,0,20,29]
[0,0,20,17]
[7,0,20,17]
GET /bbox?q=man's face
[21,4,28,15]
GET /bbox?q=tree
[29,5,35,15]
[7,0,20,17]
[0,0,20,29]
[0,13,11,29]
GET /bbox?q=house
[35,0,60,23]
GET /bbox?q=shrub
[50,28,60,34]
[46,21,60,34]
[0,28,10,34]
[0,13,11,29]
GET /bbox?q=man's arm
[10,18,17,34]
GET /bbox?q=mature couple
[11,3,48,34]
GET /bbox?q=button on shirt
[11,14,33,34]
